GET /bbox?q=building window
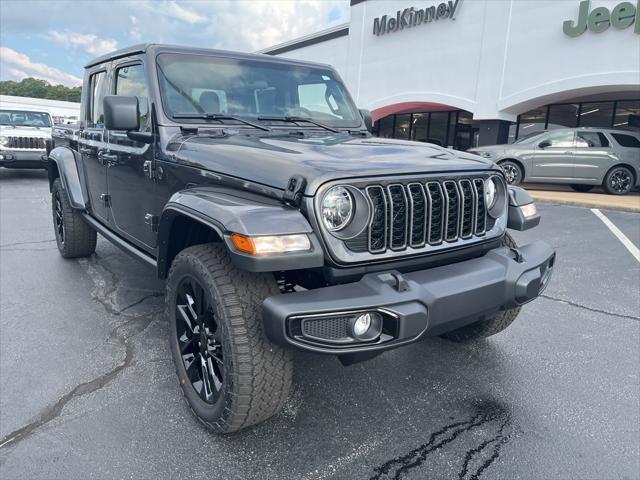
[428,112,448,147]
[547,103,579,129]
[411,113,428,142]
[517,108,547,137]
[377,116,394,138]
[614,100,640,129]
[578,102,614,128]
[394,114,411,140]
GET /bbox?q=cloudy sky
[0,0,350,87]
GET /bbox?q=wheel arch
[156,187,323,279]
[48,146,88,209]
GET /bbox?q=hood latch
[282,175,307,207]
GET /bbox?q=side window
[576,131,609,148]
[545,131,574,147]
[115,64,150,131]
[611,133,640,148]
[87,71,107,128]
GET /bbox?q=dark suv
[49,44,555,433]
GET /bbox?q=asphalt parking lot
[1,168,639,480]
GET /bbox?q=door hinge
[99,194,111,208]
[143,160,163,182]
[144,213,159,232]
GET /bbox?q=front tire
[499,160,523,186]
[603,166,634,195]
[440,233,522,343]
[166,243,292,433]
[51,178,97,258]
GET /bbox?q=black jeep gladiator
[49,44,555,433]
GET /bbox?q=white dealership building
[262,0,640,150]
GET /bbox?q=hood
[169,133,494,195]
[0,125,52,138]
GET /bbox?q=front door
[106,61,159,251]
[531,130,575,179]
[80,70,110,223]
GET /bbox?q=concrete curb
[529,191,640,213]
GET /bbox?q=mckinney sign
[373,0,462,36]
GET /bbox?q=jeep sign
[563,0,640,37]
[373,0,462,36]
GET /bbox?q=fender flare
[48,146,88,209]
[156,187,324,277]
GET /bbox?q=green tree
[0,77,81,102]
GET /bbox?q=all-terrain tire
[440,233,522,342]
[166,243,292,433]
[51,178,97,258]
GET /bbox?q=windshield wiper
[257,115,339,133]
[172,113,271,132]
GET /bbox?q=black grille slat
[426,182,444,245]
[366,186,388,253]
[302,316,351,341]
[387,184,408,250]
[443,181,460,242]
[459,179,475,239]
[407,183,427,247]
[473,179,487,235]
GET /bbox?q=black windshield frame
[155,53,363,129]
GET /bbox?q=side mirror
[104,96,139,131]
[359,109,373,133]
[538,140,551,149]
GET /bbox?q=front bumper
[263,240,555,354]
[0,149,48,168]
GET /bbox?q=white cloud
[164,1,207,24]
[48,30,118,56]
[0,47,82,86]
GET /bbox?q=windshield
[156,53,361,128]
[0,110,52,127]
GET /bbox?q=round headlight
[0,136,8,146]
[484,177,497,210]
[321,186,353,232]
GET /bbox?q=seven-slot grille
[6,137,47,149]
[348,177,495,254]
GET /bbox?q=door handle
[97,150,118,166]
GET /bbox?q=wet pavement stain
[370,401,512,480]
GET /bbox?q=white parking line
[591,208,640,263]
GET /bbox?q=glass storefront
[372,110,479,150]
[373,98,639,149]
[513,99,639,140]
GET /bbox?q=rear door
[572,131,614,181]
[106,59,159,251]
[531,130,575,179]
[79,69,110,223]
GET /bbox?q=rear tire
[51,178,97,258]
[499,160,523,186]
[603,166,634,195]
[570,184,594,193]
[440,233,522,343]
[166,243,292,433]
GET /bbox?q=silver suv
[469,128,640,195]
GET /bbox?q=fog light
[349,311,383,341]
[353,313,372,336]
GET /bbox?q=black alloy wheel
[604,167,633,195]
[175,276,224,404]
[53,190,65,245]
[500,161,523,185]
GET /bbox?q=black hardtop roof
[84,43,332,69]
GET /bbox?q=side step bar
[82,214,157,269]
